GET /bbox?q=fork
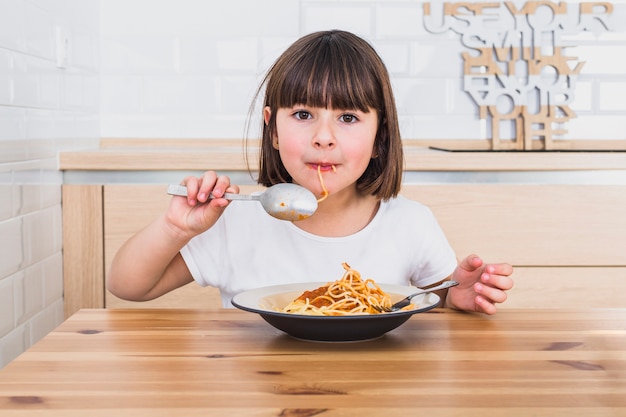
[374,280,459,312]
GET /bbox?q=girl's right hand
[166,171,238,238]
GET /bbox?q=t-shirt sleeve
[180,240,209,287]
[410,207,458,288]
[179,216,228,288]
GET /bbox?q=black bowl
[231,282,440,342]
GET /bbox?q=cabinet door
[400,184,626,309]
[99,183,626,310]
[401,184,626,266]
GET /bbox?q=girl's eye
[294,110,311,120]
[340,114,358,123]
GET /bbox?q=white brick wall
[0,0,99,369]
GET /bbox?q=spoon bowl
[167,183,318,221]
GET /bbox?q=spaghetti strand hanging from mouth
[316,164,335,203]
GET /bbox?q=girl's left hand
[446,254,514,315]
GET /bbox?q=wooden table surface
[1,308,625,416]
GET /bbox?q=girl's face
[264,105,378,200]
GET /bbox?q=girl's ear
[263,106,272,125]
[264,107,279,149]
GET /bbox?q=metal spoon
[167,183,318,221]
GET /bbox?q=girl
[107,30,513,314]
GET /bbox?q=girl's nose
[312,119,336,149]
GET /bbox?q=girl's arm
[106,172,237,301]
[106,213,195,301]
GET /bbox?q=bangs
[267,33,382,113]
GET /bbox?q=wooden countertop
[58,139,626,172]
[1,308,625,416]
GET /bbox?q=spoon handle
[167,184,255,201]
[407,280,459,301]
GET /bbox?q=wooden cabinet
[62,181,626,317]
[60,143,626,317]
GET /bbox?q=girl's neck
[293,189,380,237]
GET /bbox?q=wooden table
[1,308,625,416]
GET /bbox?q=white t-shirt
[180,195,457,307]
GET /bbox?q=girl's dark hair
[246,30,403,200]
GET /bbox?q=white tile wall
[0,0,99,369]
[303,4,373,35]
[2,0,626,370]
[98,1,626,141]
[599,81,626,111]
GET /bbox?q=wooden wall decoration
[423,1,615,150]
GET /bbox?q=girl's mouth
[310,163,336,172]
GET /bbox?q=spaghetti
[316,164,335,203]
[281,263,402,316]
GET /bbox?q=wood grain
[503,267,626,308]
[62,185,104,317]
[401,184,626,266]
[0,308,624,416]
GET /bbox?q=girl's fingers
[181,176,200,205]
[475,281,508,304]
[482,270,515,292]
[196,172,219,202]
[475,295,497,315]
[211,175,232,199]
